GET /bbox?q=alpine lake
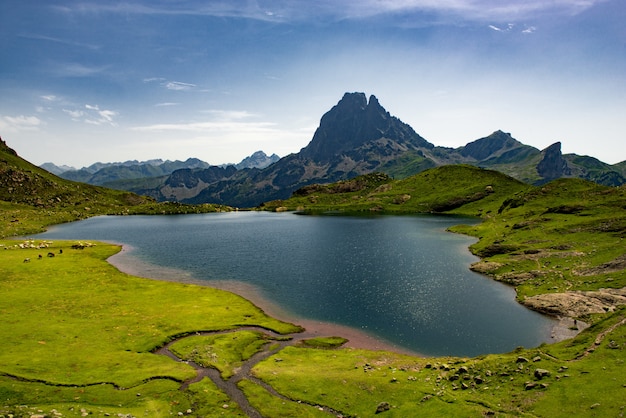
[37,211,556,357]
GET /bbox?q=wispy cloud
[54,0,607,23]
[62,104,118,126]
[40,95,60,102]
[144,77,197,91]
[165,81,196,91]
[84,104,118,126]
[63,109,84,119]
[155,102,180,107]
[132,110,273,133]
[200,110,259,120]
[132,121,276,133]
[0,115,42,132]
[488,22,538,34]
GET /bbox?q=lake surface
[38,211,555,357]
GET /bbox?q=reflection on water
[39,211,555,357]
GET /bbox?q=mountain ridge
[24,92,626,207]
[147,93,624,207]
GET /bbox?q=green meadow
[1,164,625,416]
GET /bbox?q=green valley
[1,139,625,417]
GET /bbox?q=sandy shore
[108,244,577,357]
[108,245,421,356]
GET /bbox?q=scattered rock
[516,356,529,363]
[375,402,391,414]
[534,369,551,379]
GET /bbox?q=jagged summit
[537,142,571,182]
[300,92,433,162]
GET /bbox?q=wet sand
[109,244,577,357]
[108,245,421,356]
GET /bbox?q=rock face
[537,142,571,182]
[300,92,432,162]
[158,93,438,207]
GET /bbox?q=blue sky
[1,0,624,167]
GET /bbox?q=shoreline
[108,245,421,356]
[108,244,579,357]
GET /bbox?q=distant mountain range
[41,92,626,208]
[40,151,279,190]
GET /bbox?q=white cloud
[155,102,180,107]
[143,77,166,83]
[61,104,118,126]
[40,95,59,102]
[165,81,196,91]
[84,104,118,126]
[63,109,84,119]
[0,115,42,132]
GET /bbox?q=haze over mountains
[42,151,280,189]
[41,92,626,208]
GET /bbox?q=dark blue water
[38,212,555,357]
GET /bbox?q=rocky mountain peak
[300,92,432,162]
[460,130,523,160]
[537,142,571,181]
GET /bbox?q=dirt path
[153,326,343,417]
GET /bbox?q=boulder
[534,369,551,379]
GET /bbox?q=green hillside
[261,165,532,215]
[0,139,229,237]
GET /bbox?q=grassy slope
[0,140,230,238]
[0,239,299,416]
[261,165,532,215]
[452,178,626,302]
[1,149,625,416]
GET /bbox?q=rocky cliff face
[537,142,571,182]
[300,93,432,162]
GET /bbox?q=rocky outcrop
[523,287,626,317]
[537,142,571,182]
[0,136,17,156]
